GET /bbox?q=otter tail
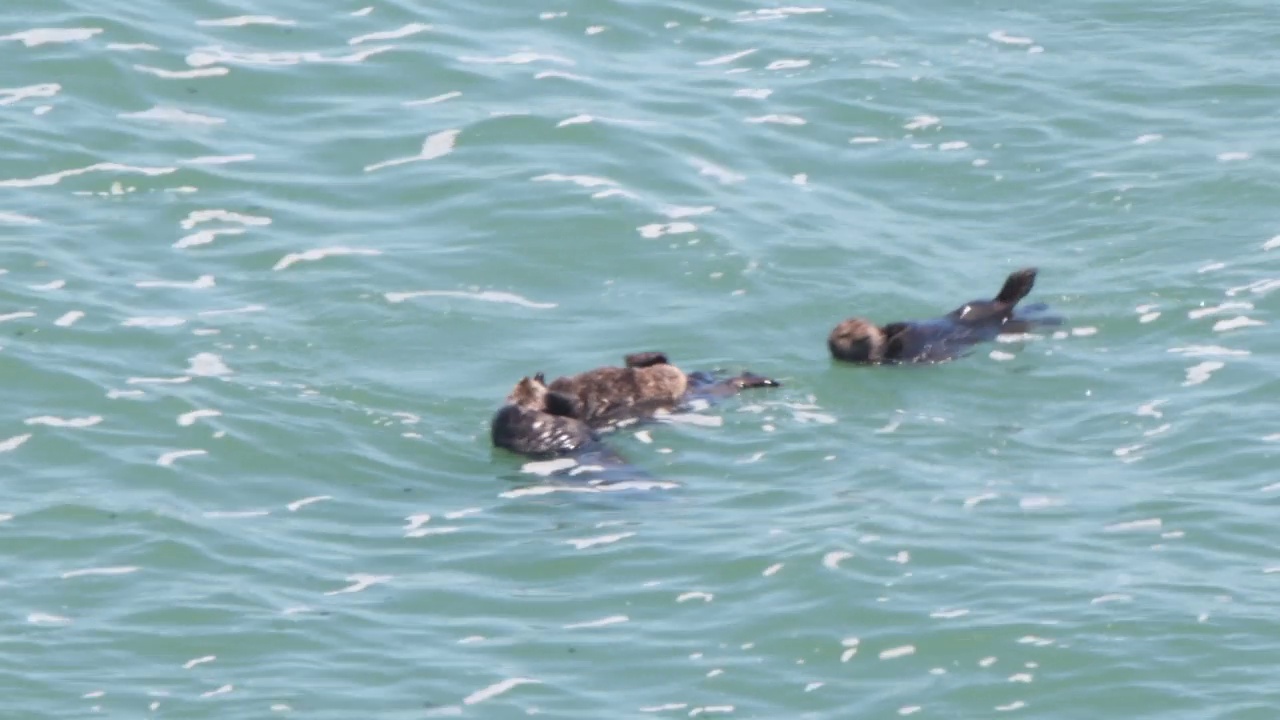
[994,268,1037,306]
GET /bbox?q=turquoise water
[3,1,1278,717]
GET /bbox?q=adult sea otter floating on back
[828,268,1063,365]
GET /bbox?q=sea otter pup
[490,374,599,458]
[545,351,780,429]
[828,267,1061,364]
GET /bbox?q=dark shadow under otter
[828,267,1064,365]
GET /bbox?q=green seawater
[2,1,1278,717]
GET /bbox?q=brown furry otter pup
[490,375,598,458]
[545,351,780,428]
[828,268,1062,364]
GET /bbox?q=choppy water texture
[2,1,1278,717]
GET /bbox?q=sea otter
[544,351,780,429]
[828,267,1062,364]
[490,374,600,458]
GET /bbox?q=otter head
[624,351,670,368]
[507,375,549,408]
[637,363,688,399]
[828,317,887,363]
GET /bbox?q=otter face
[507,375,549,408]
[829,318,886,363]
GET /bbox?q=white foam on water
[157,449,207,466]
[745,114,806,125]
[697,49,756,66]
[134,65,229,79]
[988,30,1033,45]
[822,551,853,569]
[766,59,810,70]
[904,115,940,130]
[1213,316,1265,332]
[29,279,64,291]
[129,376,192,385]
[385,289,555,309]
[178,409,221,427]
[1168,345,1249,357]
[1217,151,1251,162]
[0,83,60,106]
[638,222,697,238]
[677,591,713,603]
[1090,594,1132,605]
[200,684,233,699]
[273,247,381,271]
[1104,518,1161,533]
[2,434,35,452]
[459,52,573,65]
[563,614,630,629]
[0,514,12,522]
[763,562,784,576]
[198,15,295,26]
[27,612,72,625]
[119,106,225,125]
[736,6,825,21]
[350,22,430,45]
[931,608,969,619]
[879,645,916,660]
[2,28,102,47]
[1134,134,1162,144]
[178,229,245,250]
[1020,496,1065,510]
[1198,262,1226,273]
[122,316,185,328]
[531,173,617,188]
[567,532,634,549]
[187,45,394,67]
[990,350,1016,361]
[900,707,922,716]
[534,70,587,81]
[1263,235,1280,251]
[964,492,999,508]
[25,415,102,428]
[109,42,159,51]
[850,136,882,144]
[181,209,271,230]
[324,573,392,596]
[182,154,253,166]
[61,566,138,579]
[199,305,265,317]
[1182,361,1224,386]
[404,91,461,106]
[996,701,1026,712]
[462,678,541,705]
[691,157,745,184]
[939,141,969,151]
[1,162,176,188]
[183,655,216,669]
[1071,327,1098,336]
[136,275,216,289]
[187,353,231,376]
[1187,299,1249,316]
[364,129,460,172]
[285,495,330,512]
[0,211,41,224]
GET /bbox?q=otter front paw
[732,372,781,389]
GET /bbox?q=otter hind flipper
[994,268,1037,306]
[624,351,670,368]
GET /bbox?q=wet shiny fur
[545,351,780,428]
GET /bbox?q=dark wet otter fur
[490,375,600,458]
[828,268,1063,364]
[545,351,780,429]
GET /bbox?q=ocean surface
[2,1,1278,717]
